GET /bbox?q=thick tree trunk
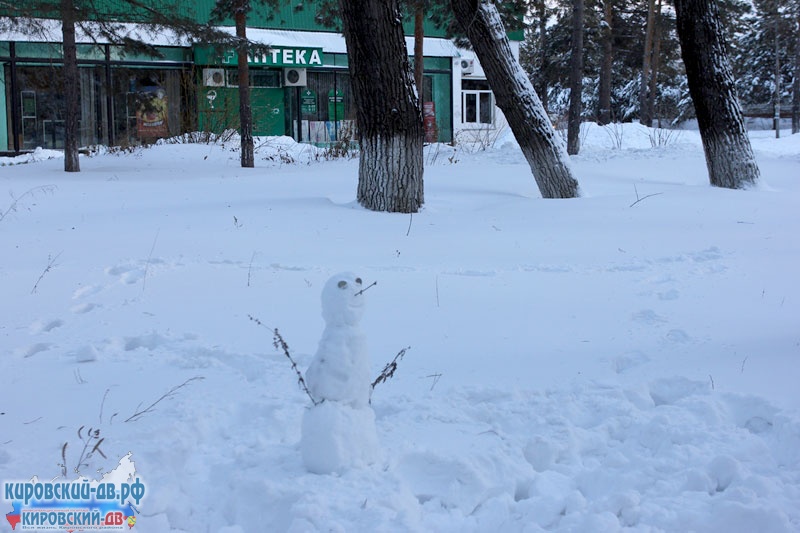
[235,4,254,168]
[674,0,760,189]
[61,0,80,172]
[598,0,613,125]
[567,0,584,155]
[640,0,656,127]
[451,0,580,198]
[338,0,424,213]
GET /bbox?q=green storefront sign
[301,89,317,115]
[195,46,323,67]
[328,89,344,120]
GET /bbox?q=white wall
[452,40,521,140]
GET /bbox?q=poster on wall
[301,89,317,116]
[136,87,169,138]
[423,101,437,143]
[327,89,344,121]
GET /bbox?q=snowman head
[321,272,366,326]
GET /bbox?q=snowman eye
[338,281,347,289]
[355,277,362,285]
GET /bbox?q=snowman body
[304,273,370,407]
[301,272,378,474]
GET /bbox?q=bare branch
[372,346,411,390]
[124,376,204,422]
[629,184,663,207]
[248,315,320,405]
[31,251,63,294]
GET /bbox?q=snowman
[301,272,379,474]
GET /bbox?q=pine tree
[522,0,685,125]
[61,0,80,172]
[212,0,268,168]
[597,0,614,125]
[794,3,800,134]
[639,0,657,126]
[729,0,794,126]
[567,0,584,154]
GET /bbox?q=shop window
[286,70,356,144]
[226,69,282,88]
[112,69,183,145]
[461,78,494,126]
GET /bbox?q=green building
[1,1,520,154]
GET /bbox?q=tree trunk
[451,0,581,198]
[598,0,614,125]
[537,1,549,113]
[414,1,424,94]
[646,0,662,125]
[640,0,656,127]
[61,0,80,172]
[773,12,781,138]
[793,11,799,134]
[674,0,760,189]
[338,0,424,213]
[567,0,584,155]
[235,3,254,168]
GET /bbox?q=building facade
[0,2,521,154]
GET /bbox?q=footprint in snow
[29,319,64,334]
[17,343,53,358]
[631,309,668,325]
[665,329,691,343]
[657,288,680,301]
[106,264,145,285]
[70,302,99,314]
[72,284,102,299]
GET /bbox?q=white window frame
[461,89,494,126]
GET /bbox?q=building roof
[1,18,461,58]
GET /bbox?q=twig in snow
[141,229,160,293]
[741,356,748,374]
[0,185,56,223]
[99,388,111,423]
[709,374,715,390]
[406,212,413,236]
[629,184,663,207]
[124,376,204,422]
[247,251,257,287]
[31,251,63,294]
[426,373,442,391]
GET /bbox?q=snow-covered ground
[1,124,799,532]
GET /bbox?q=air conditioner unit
[202,68,225,87]
[284,68,307,87]
[460,59,475,75]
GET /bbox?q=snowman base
[301,400,379,475]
